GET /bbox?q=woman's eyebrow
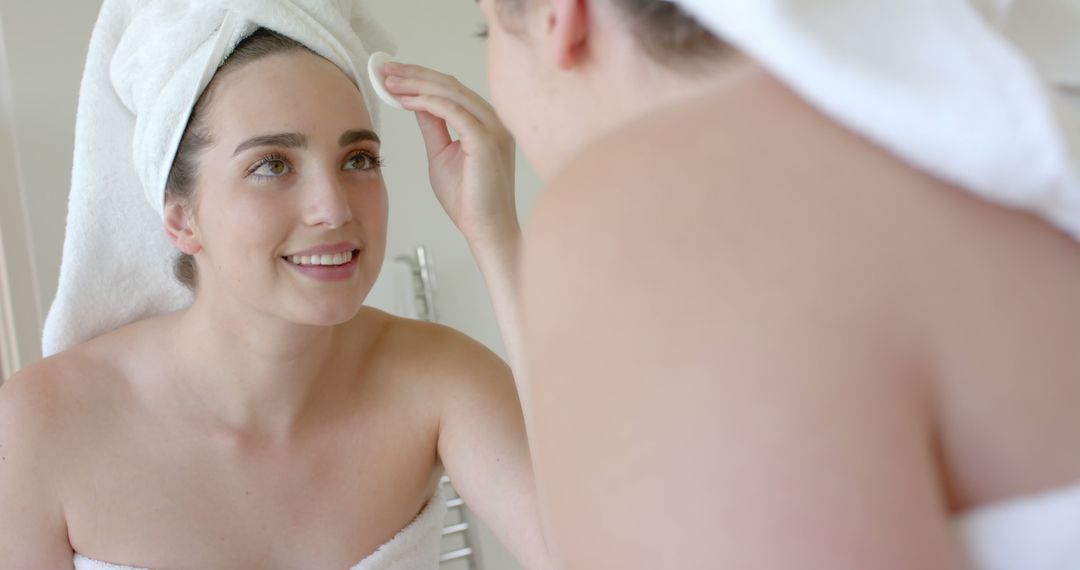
[339,129,381,147]
[233,133,307,156]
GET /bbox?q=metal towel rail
[394,246,481,570]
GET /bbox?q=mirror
[0,1,538,568]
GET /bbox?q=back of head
[497,0,729,70]
[608,0,730,69]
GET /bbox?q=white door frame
[0,6,44,379]
[0,230,19,379]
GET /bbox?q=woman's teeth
[287,251,354,267]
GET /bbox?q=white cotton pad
[367,51,404,110]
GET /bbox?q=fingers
[414,110,453,164]
[399,94,492,156]
[383,63,504,132]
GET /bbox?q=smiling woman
[0,1,550,569]
[163,28,390,298]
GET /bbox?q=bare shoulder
[364,309,512,389]
[525,70,931,377]
[0,362,63,461]
[529,72,917,304]
[540,69,1080,508]
[536,70,924,240]
[0,318,182,563]
[0,359,75,511]
[360,311,520,448]
[521,75,978,568]
[0,315,170,461]
[0,357,86,561]
[1,351,97,437]
[0,343,122,457]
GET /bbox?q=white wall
[0,0,101,365]
[0,0,539,567]
[0,3,46,373]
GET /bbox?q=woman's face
[185,50,388,326]
[478,0,581,178]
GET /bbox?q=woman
[0,4,549,569]
[385,0,1080,568]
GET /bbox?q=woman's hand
[382,62,533,428]
[382,62,520,246]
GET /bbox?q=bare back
[521,69,1080,568]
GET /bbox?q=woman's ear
[164,198,202,255]
[544,0,590,70]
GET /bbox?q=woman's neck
[165,291,357,441]
[547,42,761,179]
[600,49,758,135]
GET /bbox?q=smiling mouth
[282,249,360,267]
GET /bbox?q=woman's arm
[431,329,554,569]
[381,63,552,567]
[381,63,533,418]
[0,370,76,568]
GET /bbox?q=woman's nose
[304,171,353,229]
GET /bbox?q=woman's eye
[251,158,291,178]
[345,152,383,171]
[475,24,489,40]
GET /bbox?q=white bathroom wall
[0,4,44,374]
[0,1,537,568]
[0,0,101,365]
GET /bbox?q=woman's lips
[282,248,361,282]
[283,241,360,258]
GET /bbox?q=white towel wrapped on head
[42,0,394,357]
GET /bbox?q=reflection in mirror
[0,1,541,569]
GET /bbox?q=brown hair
[498,0,727,69]
[165,28,307,289]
